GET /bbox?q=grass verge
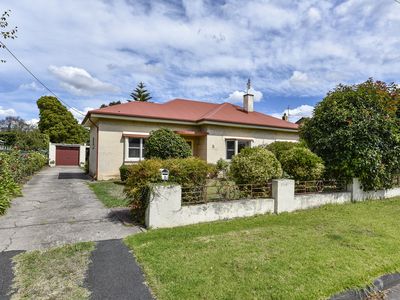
[11,242,95,300]
[88,181,130,208]
[125,197,400,299]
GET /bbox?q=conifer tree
[129,82,152,102]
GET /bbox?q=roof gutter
[88,113,298,132]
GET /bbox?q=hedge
[124,157,208,222]
[0,151,47,215]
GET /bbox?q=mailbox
[160,169,169,181]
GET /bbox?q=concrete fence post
[145,184,182,228]
[272,179,295,213]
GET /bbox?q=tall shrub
[302,79,400,190]
[264,141,304,161]
[229,147,282,185]
[280,147,325,181]
[144,128,192,159]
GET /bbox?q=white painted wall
[146,184,274,228]
[48,143,87,168]
[145,179,400,229]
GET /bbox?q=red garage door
[56,146,79,166]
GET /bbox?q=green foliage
[15,130,49,151]
[119,164,132,182]
[129,82,152,102]
[263,141,304,161]
[37,96,88,144]
[144,128,192,159]
[0,131,17,146]
[301,79,400,190]
[125,157,208,222]
[207,163,218,179]
[100,100,121,108]
[229,147,283,185]
[0,151,46,215]
[280,147,325,180]
[216,158,229,172]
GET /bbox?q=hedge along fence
[123,157,209,222]
[0,151,47,215]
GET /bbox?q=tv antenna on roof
[246,78,251,94]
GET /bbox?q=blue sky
[1,0,400,124]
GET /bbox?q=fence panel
[182,182,272,205]
[295,179,347,195]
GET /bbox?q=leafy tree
[129,82,152,102]
[1,10,18,63]
[301,79,400,190]
[37,96,88,144]
[144,128,191,159]
[100,100,121,108]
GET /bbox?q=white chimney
[243,78,254,113]
[243,93,254,113]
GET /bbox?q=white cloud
[0,107,17,117]
[227,88,263,103]
[26,118,39,127]
[68,107,94,123]
[272,105,314,122]
[49,66,119,96]
[307,7,322,23]
[19,82,43,91]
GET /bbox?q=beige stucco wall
[96,119,207,180]
[89,118,299,180]
[205,124,299,163]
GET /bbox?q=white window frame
[125,137,146,162]
[225,139,252,160]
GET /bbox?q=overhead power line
[0,40,86,117]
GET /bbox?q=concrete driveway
[0,167,142,251]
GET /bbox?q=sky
[1,0,400,124]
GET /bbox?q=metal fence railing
[182,182,272,205]
[295,179,347,195]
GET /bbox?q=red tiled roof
[85,98,298,130]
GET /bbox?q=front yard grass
[125,197,400,299]
[88,181,130,208]
[11,242,95,300]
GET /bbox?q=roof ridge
[199,102,232,120]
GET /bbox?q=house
[82,92,299,180]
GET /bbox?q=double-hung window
[226,139,251,160]
[125,137,146,161]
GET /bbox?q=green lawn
[12,242,95,300]
[125,197,400,300]
[88,181,130,208]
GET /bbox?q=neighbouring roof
[83,98,298,131]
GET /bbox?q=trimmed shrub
[263,141,304,161]
[119,165,132,182]
[124,157,208,222]
[280,147,325,181]
[229,147,283,185]
[144,128,192,159]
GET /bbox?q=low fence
[146,178,400,228]
[294,179,347,195]
[182,182,272,205]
